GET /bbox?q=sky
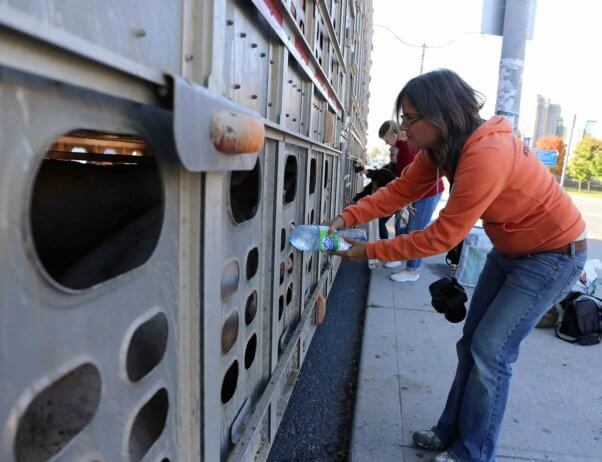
[367,0,602,154]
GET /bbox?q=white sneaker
[390,269,420,282]
[383,261,402,268]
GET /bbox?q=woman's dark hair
[395,69,485,180]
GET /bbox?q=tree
[535,135,566,175]
[368,147,386,160]
[567,136,602,191]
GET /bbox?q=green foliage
[567,136,602,183]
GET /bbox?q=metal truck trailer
[0,0,372,460]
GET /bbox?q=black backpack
[555,293,602,346]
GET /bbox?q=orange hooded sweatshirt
[340,116,585,261]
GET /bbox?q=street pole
[560,113,577,188]
[419,42,426,74]
[494,0,531,133]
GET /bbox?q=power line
[374,24,481,49]
[373,24,482,74]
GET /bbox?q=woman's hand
[334,239,368,262]
[322,215,345,235]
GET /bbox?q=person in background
[353,168,397,204]
[327,69,587,462]
[378,120,445,280]
[352,169,399,254]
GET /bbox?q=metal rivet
[260,52,266,58]
[251,43,258,48]
[227,19,234,26]
[234,84,241,90]
[133,28,146,38]
[268,103,273,107]
[240,32,247,38]
[185,54,194,62]
[269,59,275,64]
[251,95,258,100]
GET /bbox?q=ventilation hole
[324,160,330,188]
[307,255,313,274]
[310,209,314,224]
[279,295,284,321]
[309,158,317,194]
[221,260,239,302]
[280,228,286,252]
[14,363,101,462]
[30,131,163,290]
[287,253,294,274]
[230,160,261,224]
[245,291,258,325]
[287,283,293,305]
[221,311,239,354]
[221,361,239,404]
[128,388,169,462]
[126,312,168,382]
[279,261,285,285]
[283,156,297,204]
[245,334,258,369]
[246,247,259,280]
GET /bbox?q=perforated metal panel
[0,69,180,462]
[0,0,373,460]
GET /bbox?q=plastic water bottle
[289,225,367,252]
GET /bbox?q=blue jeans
[378,215,404,240]
[435,245,586,461]
[405,193,442,269]
[378,215,392,240]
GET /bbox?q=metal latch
[168,74,265,172]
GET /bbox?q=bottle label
[319,228,339,252]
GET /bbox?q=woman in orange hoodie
[329,69,587,462]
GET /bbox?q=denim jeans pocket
[527,252,562,271]
[506,253,560,296]
[552,264,585,305]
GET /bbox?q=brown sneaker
[413,428,446,451]
[433,451,458,462]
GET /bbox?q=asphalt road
[569,193,602,240]
[268,259,370,462]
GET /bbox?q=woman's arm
[340,150,439,227]
[364,145,511,261]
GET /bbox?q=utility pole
[560,114,577,188]
[419,43,426,74]
[494,0,533,133]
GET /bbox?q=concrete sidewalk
[350,253,602,462]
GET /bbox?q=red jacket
[395,140,445,197]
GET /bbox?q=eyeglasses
[400,113,423,127]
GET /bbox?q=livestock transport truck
[0,1,373,460]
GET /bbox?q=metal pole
[419,43,426,74]
[494,0,531,133]
[560,113,577,188]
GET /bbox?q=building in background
[583,120,597,137]
[532,95,564,145]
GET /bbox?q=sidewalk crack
[393,309,406,459]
